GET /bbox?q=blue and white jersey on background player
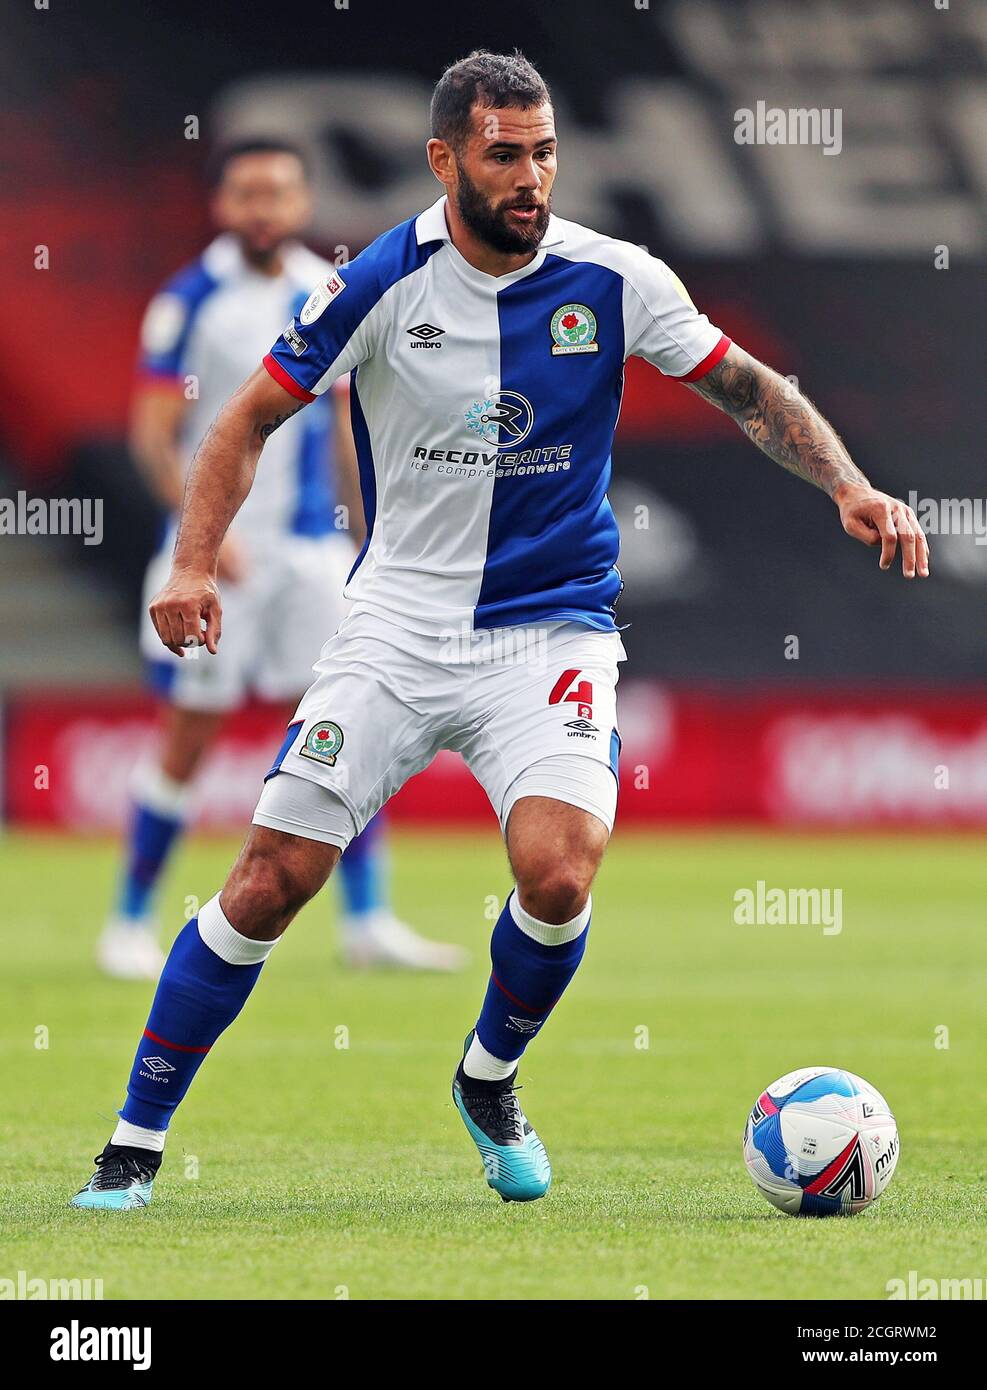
[138,234,354,710]
[254,197,730,842]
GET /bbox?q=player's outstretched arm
[686,343,930,579]
[149,366,307,655]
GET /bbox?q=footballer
[71,51,928,1209]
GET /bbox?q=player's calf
[70,827,337,1210]
[454,798,608,1200]
[474,796,606,1069]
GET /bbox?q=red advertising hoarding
[5,684,986,831]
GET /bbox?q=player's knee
[516,861,595,925]
[222,832,337,938]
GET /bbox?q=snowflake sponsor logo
[464,391,534,446]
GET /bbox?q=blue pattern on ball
[752,1112,793,1182]
[783,1069,856,1106]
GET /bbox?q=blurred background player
[98,138,466,980]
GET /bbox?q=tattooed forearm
[688,345,869,498]
[258,404,303,442]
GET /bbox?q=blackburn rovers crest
[550,303,599,355]
[299,721,344,767]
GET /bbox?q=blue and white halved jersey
[264,197,729,632]
[139,234,340,549]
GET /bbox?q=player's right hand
[149,570,222,656]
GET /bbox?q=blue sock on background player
[466,891,591,1080]
[337,812,386,920]
[119,768,389,929]
[116,763,191,923]
[112,895,276,1146]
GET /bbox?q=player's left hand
[834,484,930,579]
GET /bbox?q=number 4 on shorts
[549,668,594,720]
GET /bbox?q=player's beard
[453,163,551,256]
[239,237,285,271]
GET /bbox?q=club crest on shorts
[550,303,599,355]
[299,720,344,766]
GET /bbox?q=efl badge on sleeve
[300,270,347,325]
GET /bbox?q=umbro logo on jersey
[407,323,444,348]
[565,718,598,733]
[141,1056,176,1074]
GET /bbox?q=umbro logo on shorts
[407,323,444,348]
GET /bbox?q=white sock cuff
[111,1118,167,1153]
[197,894,278,965]
[509,891,591,946]
[463,1032,517,1083]
[132,761,193,820]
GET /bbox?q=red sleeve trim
[262,353,316,402]
[678,334,732,383]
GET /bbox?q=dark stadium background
[2,0,985,830]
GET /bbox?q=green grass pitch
[0,828,983,1300]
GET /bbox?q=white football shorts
[140,532,355,711]
[252,608,626,848]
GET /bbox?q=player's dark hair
[430,49,552,151]
[207,138,310,188]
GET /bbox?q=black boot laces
[467,1083,525,1145]
[91,1149,156,1190]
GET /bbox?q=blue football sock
[337,812,386,919]
[119,896,276,1131]
[475,891,591,1064]
[116,767,191,921]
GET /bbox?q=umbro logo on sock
[506,1016,541,1035]
[140,1056,176,1074]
